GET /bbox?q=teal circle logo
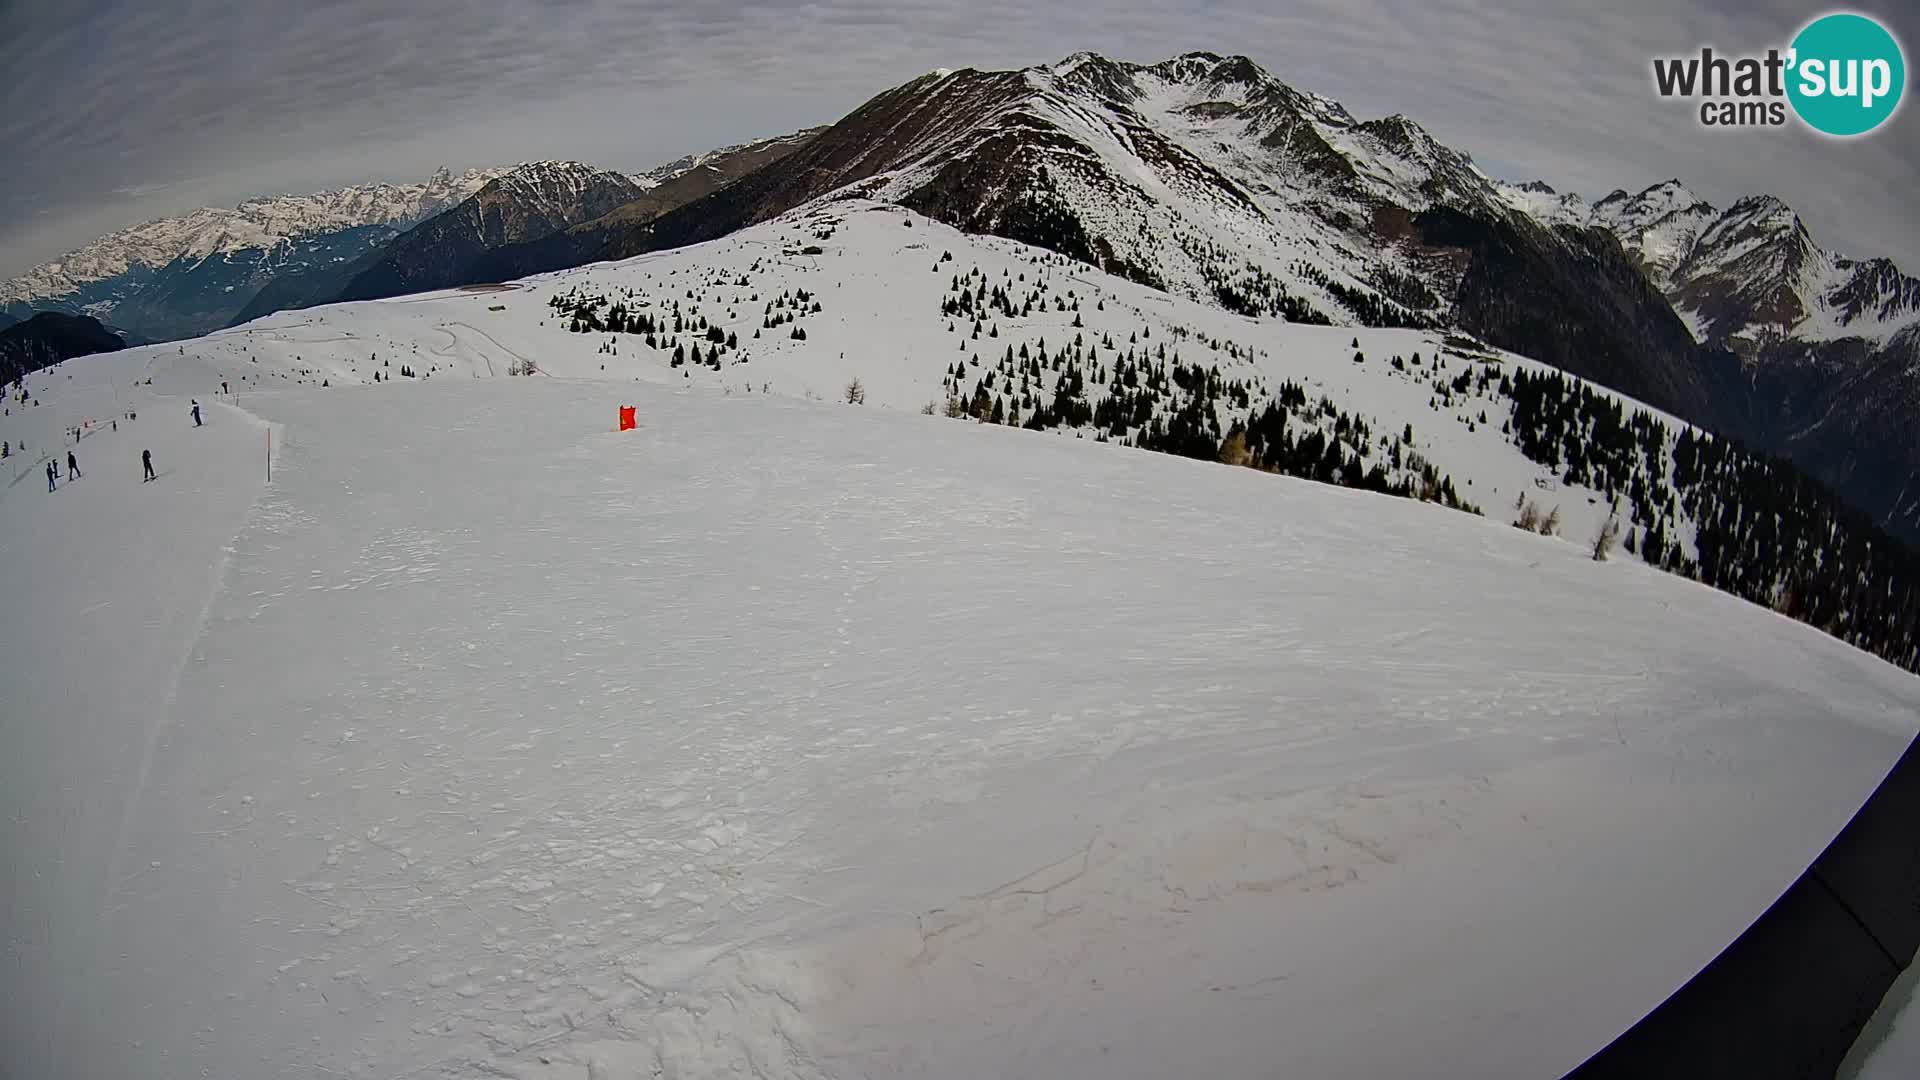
[1787,12,1905,136]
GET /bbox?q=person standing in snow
[46,460,56,492]
[142,449,156,483]
[67,450,80,479]
[191,400,202,427]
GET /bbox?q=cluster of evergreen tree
[1289,261,1434,329]
[934,320,1479,518]
[938,260,1086,325]
[1503,368,1920,674]
[1232,388,1474,510]
[1202,259,1333,324]
[1369,265,1444,315]
[545,276,828,371]
[762,288,821,337]
[548,288,726,370]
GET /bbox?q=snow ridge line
[94,395,279,942]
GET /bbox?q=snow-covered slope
[198,200,1699,554]
[116,201,1920,680]
[2,269,1915,1079]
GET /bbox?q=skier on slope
[191,400,202,427]
[67,450,80,479]
[45,460,56,492]
[142,449,155,483]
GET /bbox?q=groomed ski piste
[3,202,1917,1080]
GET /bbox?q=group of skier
[41,398,193,492]
[44,450,81,491]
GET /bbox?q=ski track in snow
[2,217,1918,1079]
[0,348,269,1074]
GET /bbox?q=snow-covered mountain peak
[1147,51,1267,93]
[492,160,615,189]
[1490,174,1920,348]
[1592,179,1708,225]
[1680,201,1919,349]
[1359,113,1436,151]
[1704,194,1806,246]
[470,162,646,226]
[1495,179,1592,227]
[1049,49,1103,75]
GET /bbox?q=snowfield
[2,208,1918,1080]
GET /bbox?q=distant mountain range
[0,168,502,341]
[3,51,1916,545]
[1499,177,1920,351]
[0,134,822,343]
[231,160,651,319]
[1497,176,1920,542]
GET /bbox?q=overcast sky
[2,0,1915,277]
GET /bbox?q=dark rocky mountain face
[605,129,824,228]
[470,129,822,283]
[495,69,1030,279]
[1568,184,1920,547]
[1737,331,1920,544]
[0,313,126,384]
[1414,209,1740,430]
[233,134,821,324]
[332,163,647,303]
[94,224,403,340]
[228,257,364,327]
